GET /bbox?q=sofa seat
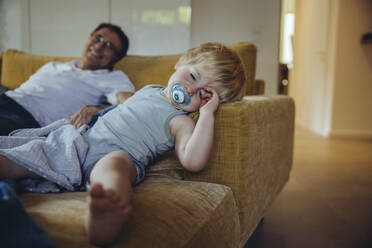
[21,177,240,248]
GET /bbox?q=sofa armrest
[184,95,295,245]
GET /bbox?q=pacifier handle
[172,90,185,103]
[171,83,191,106]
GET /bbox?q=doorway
[279,0,295,95]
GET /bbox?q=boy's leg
[85,151,137,246]
[0,155,40,179]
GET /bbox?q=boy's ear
[174,61,180,70]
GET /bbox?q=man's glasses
[92,34,117,53]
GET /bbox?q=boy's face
[167,63,215,112]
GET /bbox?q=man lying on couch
[0,22,135,135]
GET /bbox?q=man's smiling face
[78,27,122,70]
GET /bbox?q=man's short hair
[92,23,129,62]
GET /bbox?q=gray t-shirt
[83,85,187,171]
[6,60,135,126]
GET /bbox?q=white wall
[0,0,281,94]
[30,0,110,57]
[291,0,372,138]
[290,0,331,135]
[111,0,191,55]
[0,0,30,52]
[190,0,281,95]
[330,0,372,138]
[0,0,191,56]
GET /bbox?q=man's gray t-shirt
[5,60,135,126]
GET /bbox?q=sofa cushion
[116,54,181,90]
[1,50,77,90]
[21,178,240,248]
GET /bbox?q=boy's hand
[200,87,219,115]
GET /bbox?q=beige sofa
[0,42,294,248]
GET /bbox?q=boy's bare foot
[85,183,132,246]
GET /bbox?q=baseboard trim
[295,121,372,139]
[295,120,326,137]
[329,129,372,139]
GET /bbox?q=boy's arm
[171,88,219,172]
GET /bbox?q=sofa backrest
[1,42,257,94]
[1,50,76,90]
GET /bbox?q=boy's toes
[89,183,104,198]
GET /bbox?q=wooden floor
[245,126,372,248]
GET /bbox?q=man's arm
[69,105,109,128]
[69,91,134,128]
[171,88,219,172]
[116,92,134,104]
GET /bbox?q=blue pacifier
[171,82,191,107]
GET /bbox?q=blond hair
[176,42,246,103]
